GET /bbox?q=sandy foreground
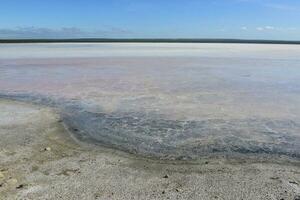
[0,99,299,200]
[1,43,300,199]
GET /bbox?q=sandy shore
[1,43,300,199]
[0,99,300,200]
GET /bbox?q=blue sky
[1,0,300,39]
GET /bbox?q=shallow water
[0,43,300,159]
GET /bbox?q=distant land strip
[1,38,300,44]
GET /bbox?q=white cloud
[256,27,264,31]
[265,26,275,30]
[256,26,275,31]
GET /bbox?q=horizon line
[1,38,300,45]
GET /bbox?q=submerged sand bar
[0,43,300,160]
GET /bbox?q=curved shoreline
[1,92,299,161]
[1,98,300,199]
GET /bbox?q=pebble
[7,178,18,186]
[0,172,4,179]
[45,147,51,151]
[289,180,298,185]
[270,177,280,180]
[16,184,24,189]
[163,175,169,178]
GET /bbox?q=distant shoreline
[1,38,300,45]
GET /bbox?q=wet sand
[0,43,300,199]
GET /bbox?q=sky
[1,0,300,40]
